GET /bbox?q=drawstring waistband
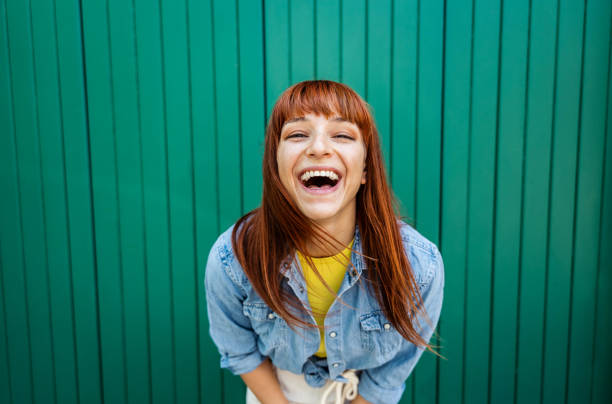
[319,370,359,404]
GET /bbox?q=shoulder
[396,219,443,289]
[206,222,250,290]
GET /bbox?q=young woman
[205,80,444,404]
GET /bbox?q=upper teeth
[300,170,339,182]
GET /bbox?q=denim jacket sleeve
[357,244,445,404]
[204,234,265,375]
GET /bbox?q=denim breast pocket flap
[359,312,383,331]
[359,311,401,355]
[242,302,286,349]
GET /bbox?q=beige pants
[245,367,359,404]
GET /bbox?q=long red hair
[232,80,439,354]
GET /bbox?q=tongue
[309,184,332,189]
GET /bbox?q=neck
[304,211,356,258]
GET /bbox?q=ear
[361,170,367,184]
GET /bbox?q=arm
[357,245,445,404]
[241,358,289,404]
[204,239,287,402]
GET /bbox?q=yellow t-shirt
[297,239,354,357]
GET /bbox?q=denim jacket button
[384,323,391,330]
[329,331,337,338]
[268,313,275,320]
[332,363,339,368]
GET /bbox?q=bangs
[273,80,372,133]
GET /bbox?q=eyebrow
[284,116,350,124]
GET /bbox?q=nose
[306,133,332,158]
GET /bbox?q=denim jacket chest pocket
[359,310,403,358]
[243,302,288,350]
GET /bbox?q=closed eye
[335,134,354,140]
[286,132,307,139]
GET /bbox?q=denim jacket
[204,220,444,404]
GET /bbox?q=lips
[296,166,343,195]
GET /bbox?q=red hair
[232,80,439,354]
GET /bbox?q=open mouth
[298,170,342,193]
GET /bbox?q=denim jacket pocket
[359,311,403,357]
[243,302,287,350]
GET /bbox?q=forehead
[282,114,356,129]
[286,115,348,123]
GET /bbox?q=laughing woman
[204,80,444,404]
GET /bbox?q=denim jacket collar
[280,223,366,289]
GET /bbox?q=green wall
[1,0,611,403]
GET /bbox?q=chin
[299,206,341,223]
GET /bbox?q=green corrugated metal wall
[1,0,610,403]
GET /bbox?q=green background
[1,0,611,403]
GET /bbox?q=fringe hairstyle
[232,80,440,355]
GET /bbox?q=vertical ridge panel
[160,0,199,402]
[438,0,471,402]
[489,0,529,402]
[315,0,340,81]
[264,0,289,116]
[80,0,127,401]
[0,0,34,402]
[366,0,392,166]
[31,0,79,401]
[191,0,221,401]
[463,0,501,403]
[340,0,366,96]
[56,0,102,401]
[238,0,265,213]
[541,1,584,403]
[515,0,557,401]
[0,252,11,404]
[107,1,151,403]
[211,0,243,401]
[132,0,173,402]
[212,0,241,229]
[6,0,56,401]
[412,1,443,403]
[390,0,417,222]
[591,22,612,401]
[566,0,611,401]
[290,0,314,83]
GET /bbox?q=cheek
[276,146,295,186]
[350,149,367,176]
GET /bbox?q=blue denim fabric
[204,220,444,404]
